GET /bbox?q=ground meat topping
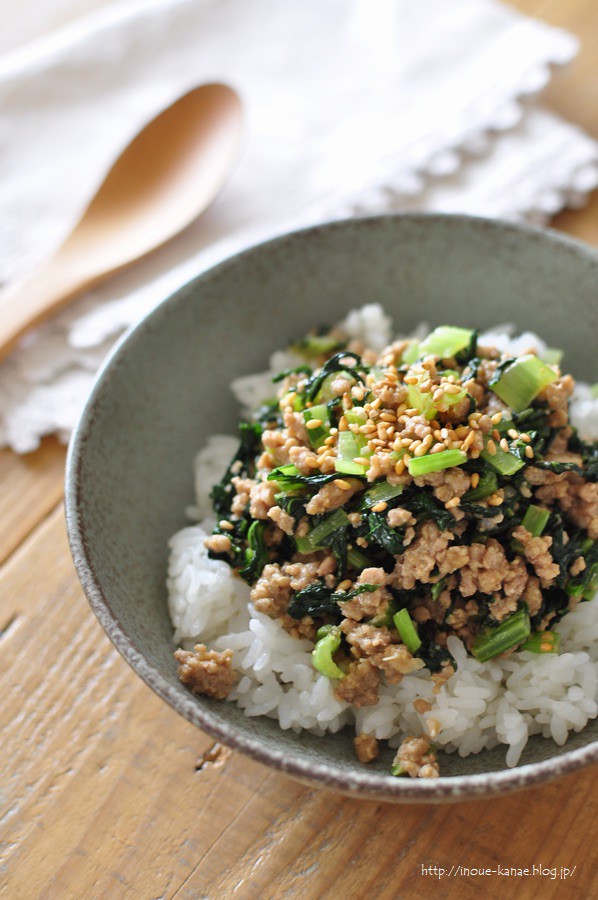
[354,733,379,764]
[267,504,296,535]
[249,479,278,519]
[511,525,560,585]
[334,659,380,707]
[392,522,454,589]
[372,644,425,684]
[174,644,236,700]
[305,478,361,515]
[337,567,391,620]
[200,316,598,775]
[527,468,598,540]
[393,735,439,779]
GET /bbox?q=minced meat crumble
[174,321,597,779]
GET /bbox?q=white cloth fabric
[1,0,596,452]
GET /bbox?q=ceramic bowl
[66,213,598,802]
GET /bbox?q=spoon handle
[0,263,95,364]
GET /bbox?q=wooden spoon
[0,83,242,361]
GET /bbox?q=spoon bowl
[0,83,242,361]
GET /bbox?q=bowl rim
[65,211,598,801]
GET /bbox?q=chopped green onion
[316,624,335,640]
[540,347,563,367]
[335,430,369,475]
[314,371,355,403]
[521,504,550,537]
[312,627,345,679]
[292,392,304,412]
[390,763,407,777]
[345,407,367,425]
[335,460,368,475]
[303,404,330,448]
[407,382,437,420]
[292,334,345,359]
[521,631,560,654]
[471,608,531,662]
[393,608,422,653]
[275,464,299,477]
[591,383,598,400]
[463,470,498,503]
[407,449,467,477]
[347,546,371,570]
[401,341,420,365]
[362,481,405,508]
[295,509,349,554]
[431,578,446,601]
[491,354,557,412]
[419,326,476,360]
[481,444,525,476]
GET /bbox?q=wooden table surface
[2,1,598,897]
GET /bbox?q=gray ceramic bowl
[66,213,598,802]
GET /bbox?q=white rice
[167,305,598,767]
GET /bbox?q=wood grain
[1,509,596,899]
[2,1,598,897]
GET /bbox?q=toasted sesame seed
[461,430,476,452]
[337,579,352,592]
[372,501,388,512]
[492,429,501,441]
[445,497,461,509]
[499,438,510,452]
[353,456,370,466]
[487,492,504,506]
[380,412,396,422]
[525,445,534,458]
[359,423,376,434]
[521,433,532,443]
[356,537,369,548]
[324,435,335,446]
[306,418,322,429]
[404,375,419,385]
[334,479,353,490]
[219,520,234,531]
[507,428,519,440]
[444,383,462,395]
[431,442,447,454]
[491,413,503,425]
[470,472,480,488]
[486,440,497,456]
[369,397,382,409]
[409,440,422,452]
[394,459,406,475]
[405,408,419,417]
[338,416,348,432]
[414,443,429,457]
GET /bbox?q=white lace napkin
[1,0,596,453]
